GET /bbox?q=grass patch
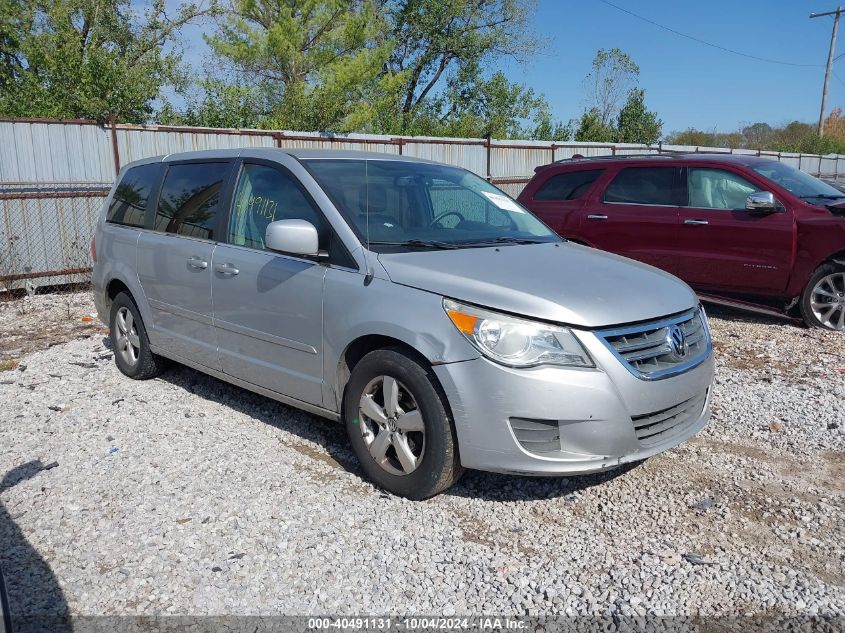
[0,359,19,371]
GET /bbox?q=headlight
[443,298,594,368]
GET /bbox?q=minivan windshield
[752,161,845,201]
[303,159,559,251]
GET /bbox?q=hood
[377,242,697,328]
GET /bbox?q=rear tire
[109,292,169,379]
[800,263,845,331]
[343,348,463,499]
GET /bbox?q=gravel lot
[0,292,843,620]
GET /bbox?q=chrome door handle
[586,214,608,220]
[187,256,208,269]
[214,263,240,276]
[684,219,709,225]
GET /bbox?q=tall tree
[425,66,558,139]
[204,0,392,131]
[191,0,562,137]
[528,105,571,141]
[0,0,209,122]
[616,88,662,144]
[384,0,538,131]
[586,47,638,127]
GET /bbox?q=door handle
[586,214,608,220]
[187,256,208,269]
[684,219,709,226]
[214,263,240,276]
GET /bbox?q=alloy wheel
[114,306,141,366]
[810,272,845,331]
[357,375,426,476]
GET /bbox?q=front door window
[687,168,759,210]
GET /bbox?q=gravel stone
[0,294,843,618]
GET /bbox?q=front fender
[788,220,845,297]
[321,268,479,411]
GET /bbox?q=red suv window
[604,167,677,206]
[533,169,604,201]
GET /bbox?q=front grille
[509,417,561,454]
[597,308,711,380]
[631,390,708,447]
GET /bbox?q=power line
[833,70,845,89]
[597,0,824,68]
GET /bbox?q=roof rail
[554,152,681,164]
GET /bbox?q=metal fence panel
[802,154,822,176]
[0,185,108,292]
[277,131,400,155]
[117,127,277,165]
[0,121,115,182]
[6,119,845,291]
[819,155,838,177]
[402,138,486,174]
[490,142,553,179]
[494,181,527,198]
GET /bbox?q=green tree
[191,0,563,138]
[574,107,614,142]
[666,128,720,146]
[204,0,393,131]
[587,47,639,127]
[616,88,662,144]
[378,0,567,139]
[384,0,537,129]
[741,122,772,149]
[528,105,571,141]
[0,0,209,122]
[158,79,270,129]
[427,68,560,139]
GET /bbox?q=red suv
[518,154,845,331]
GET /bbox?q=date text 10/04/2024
[307,617,528,630]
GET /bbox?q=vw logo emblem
[667,325,688,359]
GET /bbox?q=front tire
[343,348,463,499]
[800,263,845,331]
[109,292,169,379]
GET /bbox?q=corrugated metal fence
[3,118,845,291]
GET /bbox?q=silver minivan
[92,149,715,498]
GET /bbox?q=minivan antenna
[363,160,374,286]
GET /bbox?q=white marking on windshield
[481,191,525,213]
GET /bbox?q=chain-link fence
[0,182,109,298]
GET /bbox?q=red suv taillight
[90,235,97,263]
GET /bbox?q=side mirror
[265,219,320,256]
[746,191,779,212]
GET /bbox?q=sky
[499,0,842,133]
[170,0,844,134]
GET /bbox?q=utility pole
[811,7,843,136]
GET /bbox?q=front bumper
[433,330,714,475]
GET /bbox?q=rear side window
[155,162,230,239]
[107,163,160,228]
[604,167,676,206]
[534,169,603,201]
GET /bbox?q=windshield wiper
[799,194,845,200]
[369,239,463,250]
[460,236,551,246]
